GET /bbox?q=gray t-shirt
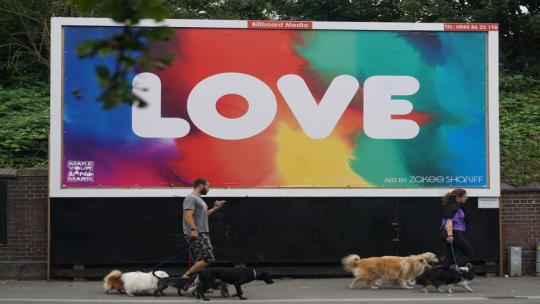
[182,194,209,235]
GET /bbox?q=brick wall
[501,185,540,275]
[0,168,48,279]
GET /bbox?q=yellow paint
[275,123,370,187]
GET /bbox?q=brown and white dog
[103,269,169,296]
[103,269,125,294]
[342,252,438,289]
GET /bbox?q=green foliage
[499,72,540,185]
[0,83,49,168]
[70,0,174,109]
[0,0,539,185]
[0,0,77,86]
[75,26,174,109]
[167,0,273,19]
[73,0,169,25]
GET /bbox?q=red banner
[248,20,312,30]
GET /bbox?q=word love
[131,72,420,140]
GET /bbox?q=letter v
[277,75,359,139]
[132,72,190,138]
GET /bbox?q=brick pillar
[501,185,540,275]
[0,168,48,279]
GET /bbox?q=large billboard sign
[50,18,499,197]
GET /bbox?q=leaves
[0,83,49,168]
[0,0,539,184]
[71,1,175,109]
[499,72,540,185]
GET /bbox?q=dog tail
[103,269,123,293]
[342,254,361,272]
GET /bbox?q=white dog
[103,269,169,296]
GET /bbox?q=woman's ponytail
[442,188,467,206]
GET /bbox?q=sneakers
[186,275,199,295]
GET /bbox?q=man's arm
[184,209,199,238]
[208,200,225,216]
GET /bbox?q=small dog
[195,267,274,301]
[188,275,230,297]
[342,252,437,289]
[103,269,169,296]
[152,271,190,296]
[415,263,476,293]
[103,269,125,294]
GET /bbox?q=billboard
[50,18,499,197]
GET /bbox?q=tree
[499,72,540,185]
[0,0,538,186]
[0,0,76,86]
[70,0,175,109]
[0,84,49,168]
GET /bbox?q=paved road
[0,277,539,304]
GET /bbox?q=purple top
[441,208,466,231]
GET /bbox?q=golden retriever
[342,252,438,289]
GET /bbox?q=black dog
[189,275,230,297]
[195,267,273,301]
[152,271,190,296]
[415,263,476,293]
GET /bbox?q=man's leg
[185,234,215,294]
[184,260,209,277]
[182,235,211,277]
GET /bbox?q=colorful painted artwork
[57,22,494,194]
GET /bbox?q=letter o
[187,73,277,140]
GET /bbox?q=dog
[415,263,476,293]
[103,269,169,296]
[152,271,190,296]
[153,273,229,297]
[103,269,125,294]
[194,267,274,301]
[342,252,437,289]
[375,252,439,288]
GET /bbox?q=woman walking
[441,188,475,267]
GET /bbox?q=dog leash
[449,242,459,269]
[144,245,192,272]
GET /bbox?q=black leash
[449,242,459,269]
[144,245,192,272]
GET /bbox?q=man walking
[181,178,225,281]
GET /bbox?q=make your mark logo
[67,160,94,182]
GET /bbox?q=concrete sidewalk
[0,277,539,304]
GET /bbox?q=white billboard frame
[50,18,499,198]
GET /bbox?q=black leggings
[441,230,475,266]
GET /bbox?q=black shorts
[184,233,215,263]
